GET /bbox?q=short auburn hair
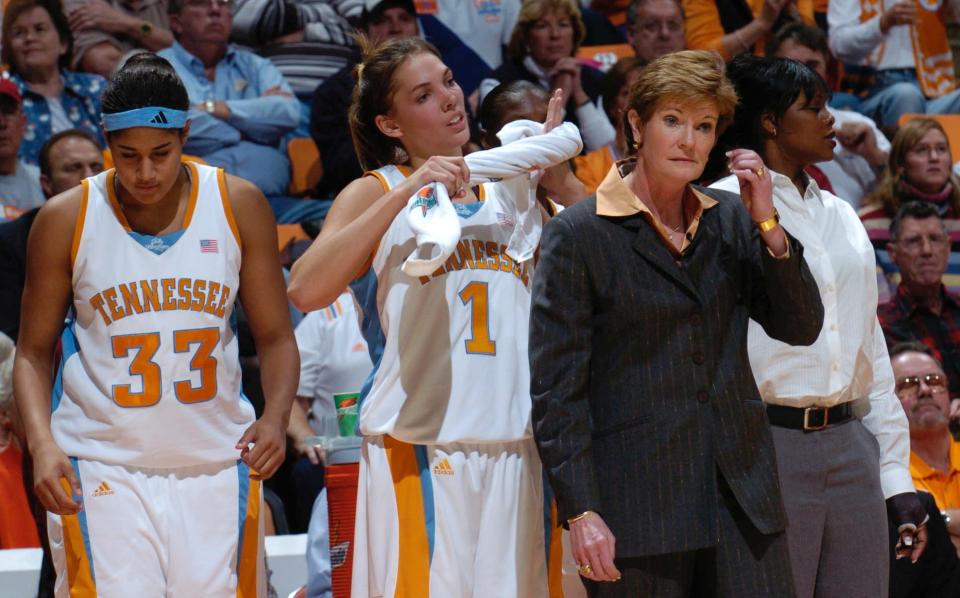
[623,50,738,151]
[506,0,586,63]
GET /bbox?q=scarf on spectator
[899,179,953,208]
[401,120,583,276]
[859,0,955,98]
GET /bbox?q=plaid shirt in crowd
[879,284,960,396]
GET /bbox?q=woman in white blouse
[709,55,925,598]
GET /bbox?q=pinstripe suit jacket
[529,188,824,557]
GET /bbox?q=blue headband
[101,107,188,132]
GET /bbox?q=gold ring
[756,166,765,177]
[579,563,593,575]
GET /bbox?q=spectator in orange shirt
[0,333,41,549]
[683,0,814,61]
[891,341,960,555]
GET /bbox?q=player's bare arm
[288,155,468,311]
[13,188,85,514]
[227,174,299,480]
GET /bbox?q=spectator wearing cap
[308,0,419,197]
[0,80,44,223]
[0,129,103,341]
[891,342,960,556]
[2,0,106,166]
[828,0,960,131]
[626,0,685,65]
[158,0,300,198]
[880,201,960,400]
[768,22,888,209]
[62,0,174,78]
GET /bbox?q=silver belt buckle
[803,406,829,431]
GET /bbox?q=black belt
[765,402,852,432]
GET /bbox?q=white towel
[401,120,583,277]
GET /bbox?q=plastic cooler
[313,436,362,598]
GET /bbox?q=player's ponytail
[348,35,441,172]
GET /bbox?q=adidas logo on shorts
[433,458,454,476]
[91,482,114,497]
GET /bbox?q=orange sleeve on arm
[682,0,733,60]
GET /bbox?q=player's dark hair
[101,53,190,118]
[477,80,548,137]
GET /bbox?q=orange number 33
[111,328,220,407]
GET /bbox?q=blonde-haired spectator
[479,0,615,152]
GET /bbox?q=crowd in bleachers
[6,0,960,594]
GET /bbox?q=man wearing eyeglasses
[880,201,960,410]
[626,0,686,64]
[891,342,960,554]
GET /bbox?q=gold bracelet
[755,209,780,233]
[567,510,595,525]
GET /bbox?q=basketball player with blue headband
[14,53,299,597]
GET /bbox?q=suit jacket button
[692,351,704,365]
[697,391,708,403]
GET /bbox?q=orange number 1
[458,281,496,355]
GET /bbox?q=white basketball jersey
[52,163,254,468]
[351,165,534,444]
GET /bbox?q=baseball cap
[0,79,22,106]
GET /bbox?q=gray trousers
[771,419,889,598]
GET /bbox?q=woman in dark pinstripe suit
[530,50,824,597]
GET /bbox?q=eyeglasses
[894,233,950,253]
[895,373,948,399]
[908,143,951,158]
[636,18,684,35]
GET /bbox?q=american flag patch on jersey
[496,212,514,227]
[200,239,219,253]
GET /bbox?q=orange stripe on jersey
[236,477,262,598]
[58,480,97,597]
[396,164,413,178]
[365,170,391,193]
[182,161,201,229]
[71,181,90,267]
[104,169,132,231]
[383,435,431,598]
[547,500,564,598]
[217,168,243,251]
